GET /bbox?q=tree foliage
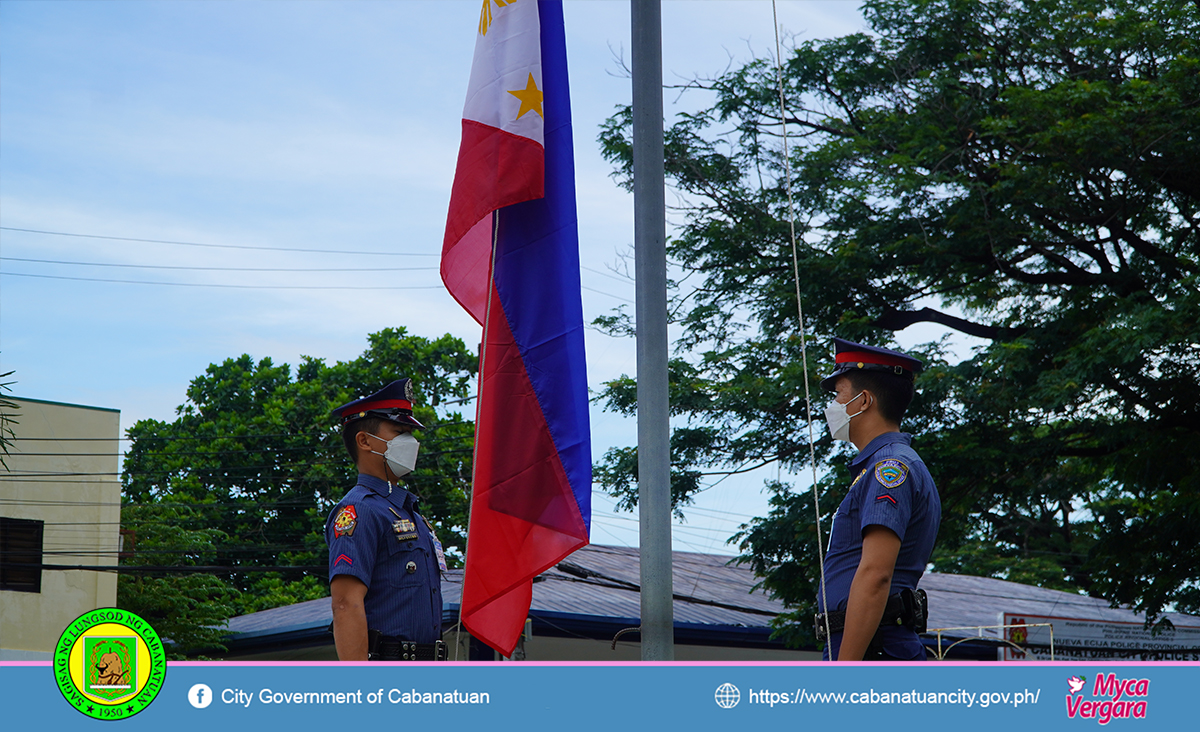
[596,0,1200,638]
[116,504,241,659]
[119,328,477,653]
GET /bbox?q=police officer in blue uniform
[815,338,941,661]
[326,378,448,661]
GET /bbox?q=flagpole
[631,0,673,661]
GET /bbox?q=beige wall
[0,397,121,659]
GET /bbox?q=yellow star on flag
[507,73,544,120]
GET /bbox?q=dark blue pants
[823,627,927,661]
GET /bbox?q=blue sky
[0,0,871,555]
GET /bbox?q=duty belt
[368,631,448,661]
[814,588,928,642]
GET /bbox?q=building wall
[514,635,819,661]
[0,397,121,660]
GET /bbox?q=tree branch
[871,306,1026,341]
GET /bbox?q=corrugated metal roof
[921,572,1198,631]
[224,544,1199,642]
[226,544,776,637]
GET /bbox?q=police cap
[820,337,923,393]
[332,378,424,429]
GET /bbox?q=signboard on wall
[1001,612,1200,661]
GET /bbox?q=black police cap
[820,337,923,393]
[332,378,424,429]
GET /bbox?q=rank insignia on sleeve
[875,459,909,489]
[333,505,358,537]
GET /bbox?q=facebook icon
[188,683,213,709]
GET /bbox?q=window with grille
[0,517,44,593]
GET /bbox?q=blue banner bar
[3,662,1193,729]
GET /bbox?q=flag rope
[771,0,834,657]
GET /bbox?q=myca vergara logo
[54,608,166,720]
[1065,672,1149,724]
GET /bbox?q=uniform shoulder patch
[333,504,358,537]
[874,459,909,489]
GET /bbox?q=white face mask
[367,432,420,478]
[824,392,867,442]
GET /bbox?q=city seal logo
[54,608,166,720]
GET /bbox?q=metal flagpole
[631,0,673,661]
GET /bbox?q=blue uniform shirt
[326,474,443,643]
[819,432,941,659]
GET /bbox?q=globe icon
[714,682,741,709]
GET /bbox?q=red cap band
[347,398,412,414]
[835,350,911,370]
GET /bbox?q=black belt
[368,631,447,661]
[814,588,927,642]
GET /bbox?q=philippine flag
[442,0,591,657]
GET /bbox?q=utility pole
[631,0,673,661]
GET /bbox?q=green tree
[119,328,477,653]
[596,0,1200,641]
[116,504,240,659]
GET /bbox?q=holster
[814,588,929,641]
[902,587,928,634]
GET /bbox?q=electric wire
[582,285,634,304]
[1,233,634,300]
[2,265,632,301]
[0,271,442,290]
[0,256,437,272]
[0,226,438,257]
[7,425,467,441]
[581,265,634,285]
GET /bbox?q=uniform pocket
[828,502,856,554]
[385,539,431,589]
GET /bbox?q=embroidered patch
[876,494,898,505]
[334,553,353,567]
[874,459,909,489]
[333,505,358,537]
